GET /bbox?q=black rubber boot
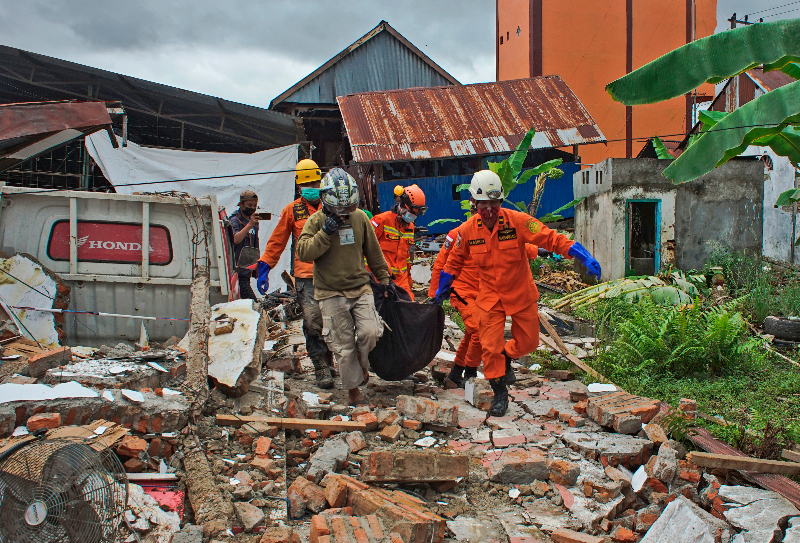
[311,356,334,389]
[463,366,478,381]
[488,377,509,417]
[502,350,516,385]
[325,351,338,377]
[445,365,466,388]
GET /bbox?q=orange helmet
[400,184,427,215]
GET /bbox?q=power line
[745,0,800,16]
[761,7,800,18]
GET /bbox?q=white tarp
[86,133,298,291]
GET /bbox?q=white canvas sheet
[86,133,298,291]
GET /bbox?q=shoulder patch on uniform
[526,218,541,234]
[455,232,462,248]
[371,220,379,228]
[443,237,452,250]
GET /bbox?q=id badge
[338,225,355,245]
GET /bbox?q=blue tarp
[377,162,580,235]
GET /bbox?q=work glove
[568,242,602,279]
[537,248,552,258]
[256,261,270,295]
[375,281,393,298]
[432,271,455,305]
[322,212,344,235]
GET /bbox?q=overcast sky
[0,1,795,109]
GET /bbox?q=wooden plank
[216,414,367,432]
[687,452,800,475]
[782,449,800,463]
[538,312,570,354]
[127,473,179,482]
[538,333,602,380]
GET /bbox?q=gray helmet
[320,168,359,216]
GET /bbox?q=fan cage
[0,438,128,543]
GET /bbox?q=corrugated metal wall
[285,32,454,105]
[378,162,580,235]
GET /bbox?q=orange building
[496,0,717,164]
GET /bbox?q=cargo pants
[294,278,330,359]
[319,293,383,390]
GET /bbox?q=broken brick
[377,410,402,429]
[548,459,580,487]
[251,456,276,475]
[397,395,458,427]
[288,477,327,518]
[544,369,575,381]
[345,431,367,453]
[116,435,147,458]
[361,450,468,483]
[379,425,402,443]
[26,412,60,431]
[28,346,72,378]
[569,416,586,428]
[550,528,604,543]
[255,436,272,457]
[643,423,668,445]
[569,390,588,402]
[574,400,588,414]
[353,412,379,432]
[309,514,388,543]
[402,419,423,430]
[488,448,547,483]
[325,475,347,508]
[678,398,697,412]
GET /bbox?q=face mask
[301,188,320,202]
[241,207,255,217]
[477,206,499,224]
[401,210,417,224]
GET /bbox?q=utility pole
[728,13,763,29]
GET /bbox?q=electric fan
[0,434,128,543]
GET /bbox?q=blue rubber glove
[256,261,270,295]
[568,242,602,279]
[433,271,455,305]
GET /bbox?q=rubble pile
[2,286,799,543]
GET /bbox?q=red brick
[551,528,604,543]
[647,478,668,494]
[574,400,588,414]
[251,456,276,475]
[678,398,698,412]
[397,395,458,427]
[568,416,586,428]
[549,459,580,487]
[288,476,327,516]
[353,412,379,432]
[330,517,348,543]
[378,410,401,429]
[679,470,701,483]
[116,435,147,458]
[255,436,272,457]
[309,516,330,543]
[613,528,637,543]
[325,475,347,508]
[27,346,72,378]
[136,416,149,434]
[260,526,293,543]
[64,409,77,426]
[345,431,367,453]
[379,425,402,443]
[402,419,423,430]
[320,507,354,516]
[124,458,145,472]
[361,450,469,483]
[150,416,163,433]
[148,438,163,457]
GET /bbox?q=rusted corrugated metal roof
[746,67,795,92]
[338,76,605,164]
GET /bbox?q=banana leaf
[455,183,471,192]
[653,137,674,160]
[427,218,461,227]
[752,125,800,164]
[635,286,694,305]
[606,19,800,105]
[662,79,800,183]
[508,128,537,175]
[775,188,800,207]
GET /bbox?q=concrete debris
[361,450,468,483]
[446,514,507,542]
[127,482,181,543]
[207,298,267,396]
[718,485,800,543]
[640,496,732,543]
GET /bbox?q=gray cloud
[0,1,795,109]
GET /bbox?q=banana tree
[605,18,800,184]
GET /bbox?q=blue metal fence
[377,162,580,235]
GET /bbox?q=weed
[442,300,465,332]
[660,410,698,446]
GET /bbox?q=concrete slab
[207,299,266,395]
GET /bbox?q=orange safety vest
[371,211,415,279]
[443,209,574,314]
[259,197,320,279]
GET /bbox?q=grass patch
[584,296,800,458]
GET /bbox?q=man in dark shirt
[228,190,259,300]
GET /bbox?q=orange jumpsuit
[431,228,540,370]
[371,211,415,300]
[259,197,320,277]
[443,209,574,380]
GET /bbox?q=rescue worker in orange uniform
[429,222,540,388]
[371,185,427,300]
[432,170,601,416]
[257,159,336,389]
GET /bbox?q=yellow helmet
[393,185,404,197]
[296,159,322,185]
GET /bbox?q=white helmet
[469,170,504,201]
[320,168,359,216]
